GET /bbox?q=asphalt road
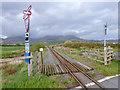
[71,74,120,89]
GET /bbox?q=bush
[5,66,17,76]
[16,43,21,45]
[63,42,118,49]
[30,42,45,52]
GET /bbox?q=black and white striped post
[104,24,107,65]
[23,5,32,76]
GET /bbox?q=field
[2,61,66,88]
[1,46,24,58]
[1,45,74,88]
[1,42,119,88]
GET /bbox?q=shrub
[16,43,21,45]
[63,42,118,49]
[30,42,45,52]
[5,66,17,76]
[64,40,72,44]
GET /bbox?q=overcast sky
[1,2,118,40]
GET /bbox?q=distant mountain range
[2,35,84,45]
[1,35,118,45]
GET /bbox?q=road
[73,74,120,89]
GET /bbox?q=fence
[30,52,41,76]
[61,46,114,65]
[81,46,114,65]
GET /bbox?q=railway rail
[48,46,105,90]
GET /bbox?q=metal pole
[23,5,32,76]
[41,51,43,65]
[41,51,43,73]
[28,18,30,76]
[104,24,107,65]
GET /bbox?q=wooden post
[30,52,33,76]
[38,52,41,72]
[104,47,107,65]
[98,49,100,59]
[95,57,97,63]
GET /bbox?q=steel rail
[48,47,87,90]
[49,47,106,89]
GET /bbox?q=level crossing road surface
[70,74,120,89]
[100,75,119,88]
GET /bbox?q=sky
[1,2,118,40]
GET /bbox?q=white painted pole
[104,24,107,65]
[23,5,32,76]
[28,17,30,76]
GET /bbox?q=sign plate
[25,43,30,53]
[39,48,43,51]
[25,53,30,63]
[25,43,30,63]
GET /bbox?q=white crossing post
[104,24,107,65]
[23,5,32,76]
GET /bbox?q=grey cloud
[2,2,118,40]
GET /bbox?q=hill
[2,35,83,45]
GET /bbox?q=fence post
[104,46,107,65]
[30,52,33,76]
[38,52,41,73]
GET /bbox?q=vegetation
[1,46,24,58]
[1,45,65,88]
[16,43,22,45]
[55,48,119,76]
[2,62,63,88]
[30,42,45,52]
[63,42,118,49]
[64,40,72,44]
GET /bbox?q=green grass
[2,62,63,88]
[1,46,63,88]
[55,48,119,76]
[1,46,24,58]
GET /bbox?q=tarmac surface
[71,74,120,89]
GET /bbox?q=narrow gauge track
[48,46,105,90]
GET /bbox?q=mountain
[2,35,118,45]
[2,36,24,44]
[32,35,80,42]
[2,35,81,45]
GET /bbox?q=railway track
[48,46,105,90]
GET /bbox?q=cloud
[0,35,7,39]
[1,2,118,40]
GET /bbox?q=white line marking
[76,74,120,88]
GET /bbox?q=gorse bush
[30,42,45,52]
[63,42,118,48]
[16,43,22,45]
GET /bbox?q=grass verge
[2,62,63,88]
[55,48,119,76]
[1,46,24,58]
